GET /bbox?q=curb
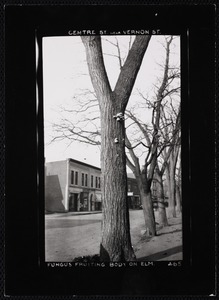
[45,211,102,218]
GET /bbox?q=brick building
[45,159,101,213]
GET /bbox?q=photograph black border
[4,3,217,296]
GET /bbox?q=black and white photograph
[43,34,182,263]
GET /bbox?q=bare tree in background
[125,36,180,235]
[160,96,181,218]
[155,104,181,225]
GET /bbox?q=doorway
[90,194,95,211]
[69,193,78,211]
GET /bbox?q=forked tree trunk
[81,35,151,261]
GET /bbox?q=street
[45,212,102,261]
[45,210,182,262]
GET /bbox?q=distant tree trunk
[175,183,182,216]
[141,191,156,236]
[175,153,182,217]
[166,157,176,218]
[81,35,151,261]
[136,174,156,236]
[166,144,180,218]
[155,167,168,227]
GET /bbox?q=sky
[42,35,180,168]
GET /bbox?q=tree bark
[100,101,135,261]
[175,184,182,216]
[166,159,176,218]
[176,152,182,216]
[141,191,156,236]
[81,35,151,261]
[154,167,168,227]
[135,174,156,236]
[166,144,180,218]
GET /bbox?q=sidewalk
[134,216,182,261]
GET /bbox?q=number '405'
[168,262,182,267]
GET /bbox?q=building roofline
[45,159,66,164]
[68,158,101,171]
[46,158,136,178]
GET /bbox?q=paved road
[45,210,182,262]
[45,211,144,261]
[45,212,103,261]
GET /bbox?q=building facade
[45,159,101,213]
[45,158,160,213]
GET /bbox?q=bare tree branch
[113,35,151,110]
[126,110,151,146]
[125,133,141,176]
